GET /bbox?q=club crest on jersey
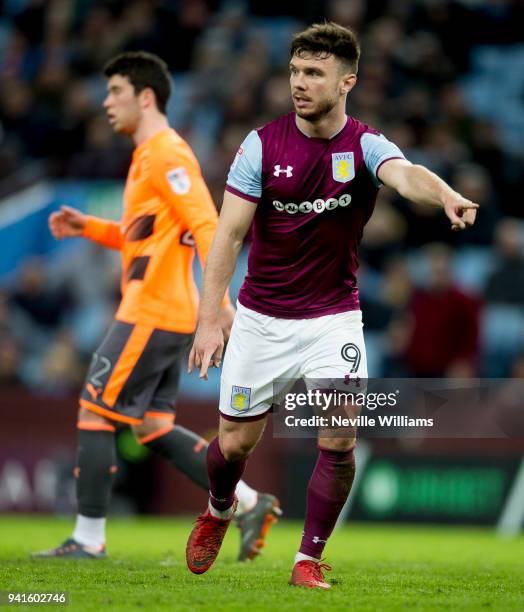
[166,166,191,195]
[231,386,251,412]
[332,152,355,183]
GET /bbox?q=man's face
[289,53,354,122]
[103,74,142,135]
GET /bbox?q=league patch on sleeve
[231,385,252,412]
[230,146,244,171]
[166,166,191,195]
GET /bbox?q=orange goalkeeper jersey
[82,128,225,334]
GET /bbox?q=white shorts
[219,302,368,419]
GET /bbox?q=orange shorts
[80,320,192,425]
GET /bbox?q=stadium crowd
[1,0,524,393]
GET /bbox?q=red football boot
[289,560,333,589]
[186,502,236,574]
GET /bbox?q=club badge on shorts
[332,152,355,183]
[230,386,251,412]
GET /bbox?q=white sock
[73,514,106,549]
[294,552,320,565]
[208,499,235,520]
[234,481,258,516]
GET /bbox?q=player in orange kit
[32,52,279,560]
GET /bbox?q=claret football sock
[144,425,257,514]
[299,447,355,559]
[207,437,247,513]
[73,427,117,547]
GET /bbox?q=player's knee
[218,415,266,461]
[220,434,255,461]
[319,437,356,453]
[77,405,112,426]
[132,417,173,441]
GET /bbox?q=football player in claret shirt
[33,52,280,561]
[185,23,478,588]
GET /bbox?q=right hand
[218,303,236,342]
[188,320,224,380]
[442,193,479,231]
[48,205,86,239]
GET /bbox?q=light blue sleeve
[360,132,406,187]
[226,130,262,201]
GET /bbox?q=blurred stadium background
[1,0,524,535]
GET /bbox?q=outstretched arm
[188,191,256,379]
[49,205,122,250]
[378,159,478,231]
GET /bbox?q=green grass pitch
[1,516,523,611]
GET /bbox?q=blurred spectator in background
[39,329,83,395]
[450,163,498,245]
[359,188,407,270]
[0,289,23,388]
[0,335,23,389]
[480,218,524,376]
[65,113,131,178]
[8,258,73,332]
[485,218,524,307]
[5,258,77,390]
[391,244,480,377]
[377,256,413,326]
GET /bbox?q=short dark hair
[290,22,360,73]
[103,51,171,114]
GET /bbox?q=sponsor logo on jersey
[273,164,293,177]
[332,152,355,183]
[231,386,252,411]
[166,166,191,194]
[272,194,352,214]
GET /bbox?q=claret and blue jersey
[225,112,405,320]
